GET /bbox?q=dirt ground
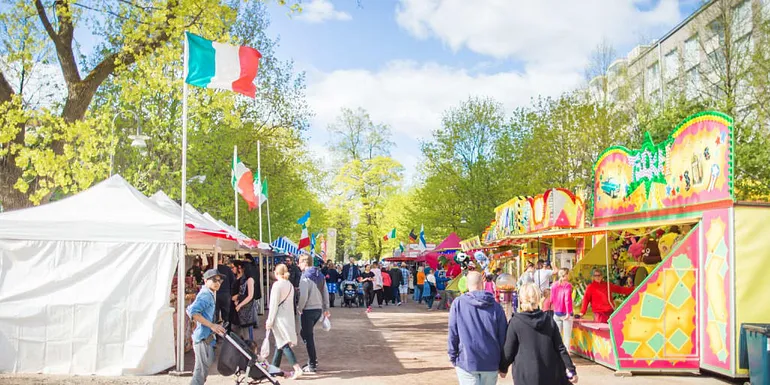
[0,299,743,385]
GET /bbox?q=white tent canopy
[149,191,241,251]
[0,175,178,375]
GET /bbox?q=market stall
[0,175,179,375]
[480,112,770,378]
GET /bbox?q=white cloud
[395,0,682,71]
[296,0,352,23]
[304,61,583,182]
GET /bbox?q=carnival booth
[567,111,770,378]
[484,188,587,276]
[0,175,180,375]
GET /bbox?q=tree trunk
[0,164,28,211]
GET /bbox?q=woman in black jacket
[499,283,578,385]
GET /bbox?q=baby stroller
[218,331,283,384]
[342,280,359,308]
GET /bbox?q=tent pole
[257,141,265,314]
[234,145,239,233]
[605,231,611,311]
[176,35,189,373]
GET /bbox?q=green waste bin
[742,323,770,385]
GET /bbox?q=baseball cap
[203,269,223,281]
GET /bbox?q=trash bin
[742,323,770,385]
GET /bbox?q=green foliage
[327,107,404,260]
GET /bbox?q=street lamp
[460,217,468,224]
[186,175,207,184]
[110,110,148,176]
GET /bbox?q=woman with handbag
[232,260,259,342]
[266,264,303,380]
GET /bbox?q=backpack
[382,272,392,287]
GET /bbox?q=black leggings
[365,285,375,307]
[374,289,384,306]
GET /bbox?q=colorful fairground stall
[482,112,770,378]
[483,187,587,275]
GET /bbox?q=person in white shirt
[534,260,554,292]
[517,262,536,289]
[371,262,385,308]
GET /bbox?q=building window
[684,36,699,69]
[686,67,700,99]
[707,49,726,73]
[731,0,752,40]
[646,61,660,97]
[664,48,680,81]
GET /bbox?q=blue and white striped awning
[272,236,300,255]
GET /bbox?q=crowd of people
[184,251,628,385]
[186,253,331,384]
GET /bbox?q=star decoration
[716,136,721,145]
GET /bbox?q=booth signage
[593,111,733,221]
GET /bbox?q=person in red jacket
[577,269,634,323]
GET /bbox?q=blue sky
[263,0,703,183]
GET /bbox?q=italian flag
[298,225,310,249]
[232,147,258,210]
[254,177,268,207]
[185,32,262,98]
[383,228,397,241]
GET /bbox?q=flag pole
[176,33,189,373]
[234,145,239,233]
[257,140,265,314]
[266,182,272,243]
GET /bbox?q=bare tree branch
[34,0,81,84]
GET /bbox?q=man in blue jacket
[448,271,507,385]
[435,267,451,310]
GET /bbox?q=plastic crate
[742,323,770,385]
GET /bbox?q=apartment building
[594,0,769,108]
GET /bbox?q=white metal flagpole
[176,33,189,373]
[257,141,265,314]
[234,145,239,233]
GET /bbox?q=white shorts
[399,285,408,294]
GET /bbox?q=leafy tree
[412,97,508,239]
[0,0,299,210]
[327,107,403,260]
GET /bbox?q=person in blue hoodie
[435,267,451,310]
[448,271,507,385]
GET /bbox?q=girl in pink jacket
[550,268,574,347]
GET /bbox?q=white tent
[0,175,178,375]
[149,191,241,251]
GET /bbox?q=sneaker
[289,370,303,380]
[378,305,382,308]
[302,365,317,374]
[366,306,372,313]
[397,302,402,306]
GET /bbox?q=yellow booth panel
[734,205,770,376]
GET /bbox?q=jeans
[554,314,574,349]
[437,290,449,310]
[392,285,401,304]
[415,284,423,303]
[455,367,498,385]
[272,343,298,367]
[191,341,215,385]
[374,288,384,306]
[300,308,323,368]
[424,294,434,309]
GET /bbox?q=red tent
[434,232,462,252]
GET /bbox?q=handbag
[238,300,258,326]
[259,330,271,360]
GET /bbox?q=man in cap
[187,269,226,385]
